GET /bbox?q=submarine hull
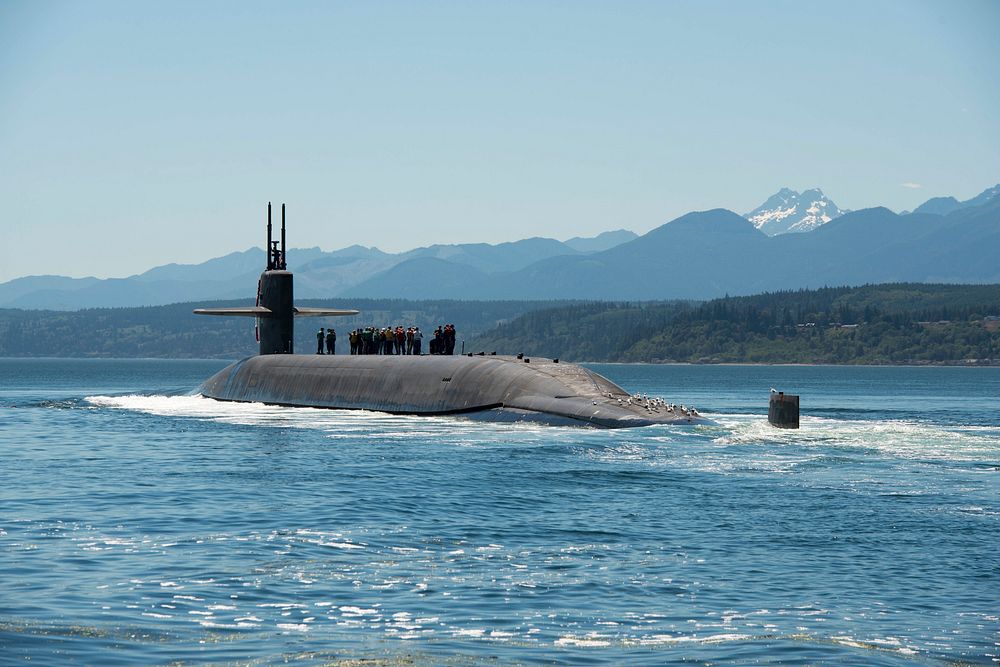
[200,354,711,428]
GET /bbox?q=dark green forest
[0,299,569,359]
[2,285,999,364]
[468,284,1000,364]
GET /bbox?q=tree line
[0,299,572,358]
[468,284,1000,364]
[3,285,998,364]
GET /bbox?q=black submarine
[194,204,712,428]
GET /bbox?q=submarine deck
[200,354,709,428]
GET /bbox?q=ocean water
[1,358,997,665]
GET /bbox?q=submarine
[194,204,712,428]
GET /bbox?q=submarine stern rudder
[768,389,800,429]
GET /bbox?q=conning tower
[194,203,357,354]
[258,202,293,353]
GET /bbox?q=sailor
[395,326,405,355]
[316,328,325,354]
[326,328,336,355]
[444,323,456,355]
[412,327,423,355]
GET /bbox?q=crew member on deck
[326,328,336,355]
[444,324,456,355]
[395,326,405,355]
[317,328,325,354]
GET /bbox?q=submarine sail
[194,203,358,354]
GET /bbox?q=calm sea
[1,359,997,665]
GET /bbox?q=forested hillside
[468,284,1000,364]
[0,299,568,358]
[4,285,998,364]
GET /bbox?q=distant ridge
[912,183,1000,216]
[564,229,638,253]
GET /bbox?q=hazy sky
[1,0,998,282]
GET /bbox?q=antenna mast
[280,203,287,270]
[266,202,274,270]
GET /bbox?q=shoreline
[2,356,999,368]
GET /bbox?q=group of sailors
[317,324,459,356]
[428,324,458,355]
[317,328,337,354]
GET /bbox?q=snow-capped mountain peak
[743,187,847,235]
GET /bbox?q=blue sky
[1,0,998,282]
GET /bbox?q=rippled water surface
[1,359,998,665]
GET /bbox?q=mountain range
[3,185,998,309]
[0,231,637,310]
